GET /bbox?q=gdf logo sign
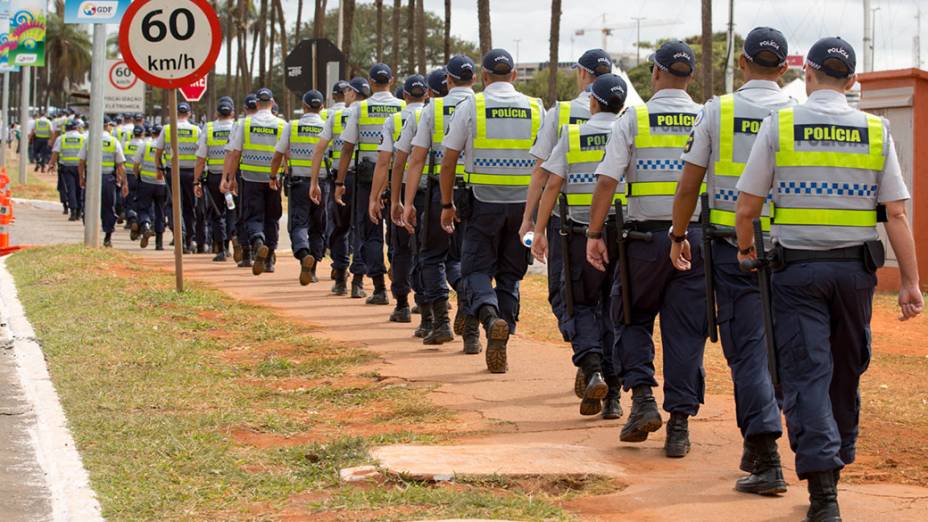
[79,1,119,19]
[108,60,139,91]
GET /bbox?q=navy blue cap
[134,113,144,120]
[403,74,427,97]
[447,55,475,81]
[394,86,405,99]
[651,40,696,77]
[217,97,234,115]
[743,27,788,67]
[256,88,274,101]
[115,115,124,123]
[152,124,162,135]
[332,80,350,95]
[807,37,856,78]
[369,63,393,84]
[348,76,371,97]
[64,120,78,131]
[244,93,258,110]
[133,125,144,136]
[482,48,515,75]
[177,102,191,114]
[573,49,613,76]
[302,89,324,108]
[271,102,279,115]
[103,118,114,126]
[591,73,628,111]
[428,68,449,95]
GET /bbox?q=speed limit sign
[118,0,222,89]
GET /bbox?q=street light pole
[632,16,645,65]
[84,24,107,247]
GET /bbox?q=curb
[12,198,62,212]
[0,256,104,522]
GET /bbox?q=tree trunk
[547,0,561,106]
[237,0,250,96]
[258,0,268,86]
[477,0,491,57]
[342,0,356,76]
[314,0,327,39]
[416,0,426,74]
[273,0,290,116]
[226,0,234,102]
[391,0,401,72]
[249,19,260,87]
[295,0,304,44]
[376,0,384,62]
[406,0,415,74]
[443,0,451,63]
[700,0,713,101]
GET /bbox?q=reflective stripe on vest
[556,100,589,138]
[206,121,232,169]
[163,124,201,168]
[124,141,141,170]
[628,105,700,205]
[241,117,285,175]
[100,137,117,173]
[393,109,422,143]
[331,109,346,160]
[357,99,405,155]
[34,119,51,138]
[714,94,743,177]
[562,124,623,221]
[59,134,85,166]
[634,105,692,149]
[776,108,885,171]
[288,117,324,176]
[468,92,542,189]
[430,97,469,180]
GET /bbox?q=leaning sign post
[119,0,221,292]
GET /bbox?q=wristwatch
[739,245,756,256]
[586,229,603,239]
[668,228,688,243]
[441,202,454,210]
[334,181,345,187]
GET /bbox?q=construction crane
[574,14,681,64]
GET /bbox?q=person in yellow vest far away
[78,117,128,247]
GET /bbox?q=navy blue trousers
[772,259,874,478]
[137,181,167,233]
[611,224,707,416]
[60,166,82,213]
[547,215,567,337]
[288,177,326,260]
[326,177,352,271]
[241,179,282,249]
[205,174,227,243]
[418,185,464,304]
[125,174,139,224]
[460,199,529,332]
[713,241,782,438]
[100,173,118,233]
[351,180,385,277]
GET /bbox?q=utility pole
[725,0,735,93]
[84,25,107,247]
[700,0,713,101]
[916,5,923,68]
[632,16,645,65]
[871,6,880,71]
[863,0,873,72]
[18,66,29,184]
[1,73,9,169]
[337,0,344,51]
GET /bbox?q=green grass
[7,245,574,521]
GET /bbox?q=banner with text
[8,0,45,67]
[105,59,145,113]
[64,0,132,25]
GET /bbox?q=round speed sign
[118,0,222,89]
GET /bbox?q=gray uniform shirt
[530,89,592,161]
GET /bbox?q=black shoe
[68,210,79,221]
[803,471,841,522]
[62,207,69,215]
[103,233,113,248]
[574,367,586,399]
[309,265,318,283]
[620,386,662,443]
[411,304,420,314]
[602,397,623,420]
[462,315,482,354]
[389,306,411,323]
[155,233,164,251]
[740,439,758,473]
[351,275,366,298]
[140,225,153,249]
[329,267,336,281]
[299,256,316,286]
[453,307,465,336]
[424,298,454,345]
[735,435,788,496]
[415,303,433,338]
[252,239,267,276]
[264,252,276,273]
[232,238,243,263]
[664,412,690,458]
[580,372,608,416]
[129,222,140,241]
[331,269,348,296]
[238,246,252,268]
[212,242,226,261]
[366,290,389,305]
[481,307,509,374]
[196,242,207,254]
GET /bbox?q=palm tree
[405,0,414,73]
[45,1,91,107]
[375,0,384,62]
[342,0,357,76]
[547,0,561,106]
[391,0,401,72]
[443,0,451,63]
[273,0,290,114]
[313,0,327,39]
[416,0,426,73]
[295,0,304,44]
[257,0,268,86]
[700,0,713,101]
[477,0,491,57]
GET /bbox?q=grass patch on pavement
[8,169,59,202]
[7,245,573,521]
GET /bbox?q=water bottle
[521,231,534,248]
[225,192,236,210]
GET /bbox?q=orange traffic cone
[0,170,21,255]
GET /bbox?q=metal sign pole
[18,65,28,184]
[168,89,184,292]
[84,25,107,247]
[1,72,9,168]
[311,42,317,91]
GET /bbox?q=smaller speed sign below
[118,0,222,89]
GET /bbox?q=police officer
[194,96,236,261]
[531,74,628,419]
[333,65,406,301]
[270,89,328,285]
[78,118,128,247]
[31,111,53,172]
[48,120,84,221]
[124,125,147,238]
[323,81,350,272]
[309,79,368,295]
[222,87,286,276]
[670,27,794,494]
[587,41,703,456]
[522,49,613,346]
[135,125,168,250]
[404,56,477,350]
[155,101,202,254]
[440,49,545,373]
[232,93,260,267]
[370,74,430,321]
[735,37,922,520]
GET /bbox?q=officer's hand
[391,201,405,226]
[519,218,534,242]
[670,239,692,271]
[335,185,346,206]
[440,206,458,234]
[586,238,609,272]
[269,178,280,192]
[531,233,548,263]
[121,183,129,198]
[898,283,925,321]
[403,204,417,234]
[309,182,322,204]
[194,184,203,198]
[736,247,758,269]
[368,197,383,224]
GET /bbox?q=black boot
[480,306,509,374]
[69,209,79,221]
[736,434,788,496]
[578,355,607,416]
[365,275,388,304]
[252,238,267,276]
[462,315,482,354]
[103,232,113,248]
[664,412,690,458]
[740,438,758,473]
[331,269,348,296]
[351,274,367,298]
[574,367,586,398]
[155,233,164,251]
[196,241,207,254]
[453,295,465,335]
[620,385,662,443]
[415,303,433,338]
[212,241,227,262]
[238,246,252,268]
[264,250,276,273]
[389,304,411,322]
[298,251,316,286]
[602,375,623,420]
[130,221,140,241]
[140,224,153,248]
[803,471,841,522]
[424,298,454,345]
[232,237,243,263]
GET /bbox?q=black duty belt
[632,220,673,233]
[782,246,866,264]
